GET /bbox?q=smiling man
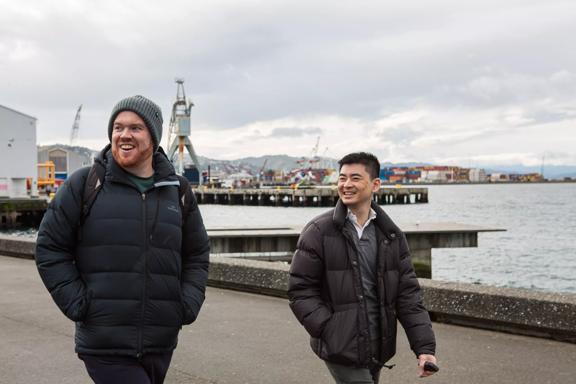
[35,95,210,384]
[288,152,437,384]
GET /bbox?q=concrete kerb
[209,257,576,343]
[3,235,575,343]
[420,279,576,342]
[0,234,35,258]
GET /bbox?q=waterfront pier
[204,223,502,278]
[0,197,47,229]
[0,186,426,229]
[193,186,428,207]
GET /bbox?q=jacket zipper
[344,228,373,364]
[137,192,147,358]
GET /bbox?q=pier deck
[0,197,47,228]
[206,223,504,278]
[193,186,428,207]
[1,256,574,384]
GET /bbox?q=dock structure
[193,186,428,207]
[205,223,503,278]
[0,198,47,229]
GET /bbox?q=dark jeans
[78,352,173,384]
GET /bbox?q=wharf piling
[0,198,47,229]
[193,186,428,207]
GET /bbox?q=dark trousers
[78,352,173,384]
[325,361,381,384]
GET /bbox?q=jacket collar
[333,199,400,241]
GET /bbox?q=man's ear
[372,177,381,192]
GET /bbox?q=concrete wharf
[1,255,575,384]
[205,223,503,278]
[193,186,428,207]
[0,197,47,229]
[0,186,427,229]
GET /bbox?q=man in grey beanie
[35,95,210,384]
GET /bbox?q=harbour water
[4,183,575,294]
[199,183,576,294]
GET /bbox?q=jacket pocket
[320,308,358,365]
[76,290,93,325]
[179,289,196,325]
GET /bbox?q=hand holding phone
[423,361,439,373]
[417,355,439,378]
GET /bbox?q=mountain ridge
[38,145,576,179]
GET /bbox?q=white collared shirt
[346,208,377,239]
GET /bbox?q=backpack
[80,162,193,225]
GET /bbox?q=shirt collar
[347,208,377,223]
[346,208,377,240]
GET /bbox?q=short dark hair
[338,152,380,179]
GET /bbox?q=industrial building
[37,145,93,181]
[0,104,37,197]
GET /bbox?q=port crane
[166,79,201,176]
[69,105,82,145]
[257,158,268,187]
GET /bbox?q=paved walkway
[1,255,575,384]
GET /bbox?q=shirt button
[352,261,358,266]
[390,233,396,239]
[358,295,364,300]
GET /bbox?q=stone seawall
[209,257,576,343]
[0,234,35,258]
[2,235,574,343]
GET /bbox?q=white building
[419,169,454,183]
[490,173,510,182]
[0,104,37,197]
[469,168,488,182]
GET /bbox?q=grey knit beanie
[108,95,163,151]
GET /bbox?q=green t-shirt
[125,171,155,193]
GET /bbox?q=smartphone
[423,361,439,373]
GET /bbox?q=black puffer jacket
[35,146,210,357]
[288,200,435,367]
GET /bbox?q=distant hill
[38,144,575,179]
[38,144,97,159]
[483,165,576,180]
[196,154,339,174]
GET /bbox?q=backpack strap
[81,162,106,223]
[176,174,195,225]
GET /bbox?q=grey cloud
[268,127,322,138]
[1,0,576,166]
[527,109,576,125]
[377,126,422,145]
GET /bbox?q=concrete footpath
[1,255,575,384]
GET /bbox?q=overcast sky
[1,0,575,166]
